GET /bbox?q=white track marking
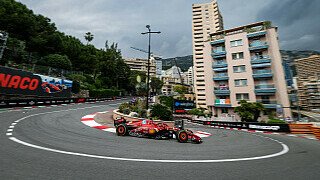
[102,128,116,133]
[81,121,102,127]
[9,136,289,163]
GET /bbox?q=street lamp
[141,25,161,110]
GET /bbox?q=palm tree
[84,32,94,45]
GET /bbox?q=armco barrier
[311,126,320,140]
[193,120,290,132]
[0,97,123,108]
[289,123,313,134]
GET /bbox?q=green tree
[150,77,163,95]
[84,32,94,45]
[159,96,174,109]
[234,100,265,122]
[150,104,173,121]
[173,85,188,99]
[128,70,147,95]
[42,54,72,70]
[188,108,205,116]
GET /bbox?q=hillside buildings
[202,21,291,118]
[192,0,224,108]
[295,55,320,110]
[124,57,157,77]
[160,65,194,96]
[183,66,194,86]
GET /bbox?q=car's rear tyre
[116,124,128,136]
[177,130,188,143]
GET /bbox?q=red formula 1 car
[114,118,202,143]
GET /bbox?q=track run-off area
[1,99,320,179]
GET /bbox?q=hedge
[89,89,121,98]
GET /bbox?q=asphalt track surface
[1,100,320,180]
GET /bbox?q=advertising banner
[0,66,72,97]
[173,99,195,114]
[200,121,290,132]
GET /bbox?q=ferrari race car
[114,118,202,144]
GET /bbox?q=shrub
[267,118,287,124]
[138,109,147,118]
[89,89,120,98]
[119,102,130,113]
[150,104,173,121]
[122,108,130,115]
[159,96,174,109]
[188,108,205,116]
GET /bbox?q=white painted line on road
[307,137,317,140]
[287,134,298,137]
[81,114,95,119]
[102,128,116,133]
[81,120,102,127]
[8,136,289,163]
[9,126,14,128]
[11,123,17,125]
[6,133,12,136]
[7,129,13,132]
[255,130,264,133]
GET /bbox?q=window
[215,46,225,52]
[230,39,243,47]
[235,79,247,86]
[232,52,244,60]
[236,93,249,101]
[233,65,246,73]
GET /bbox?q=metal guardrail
[0,97,124,109]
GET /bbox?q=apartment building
[202,21,291,118]
[183,66,194,86]
[161,76,181,96]
[124,57,156,77]
[192,0,224,108]
[295,55,320,110]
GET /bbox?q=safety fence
[311,126,320,140]
[0,97,123,109]
[289,123,313,134]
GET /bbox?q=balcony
[252,69,273,79]
[214,99,232,107]
[249,41,269,51]
[212,61,228,68]
[214,87,230,95]
[213,73,229,81]
[247,31,267,38]
[210,39,225,45]
[251,55,271,64]
[212,49,226,58]
[251,62,271,68]
[213,67,228,72]
[256,100,277,109]
[255,84,276,95]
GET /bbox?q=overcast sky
[18,0,320,59]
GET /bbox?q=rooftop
[209,21,276,39]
